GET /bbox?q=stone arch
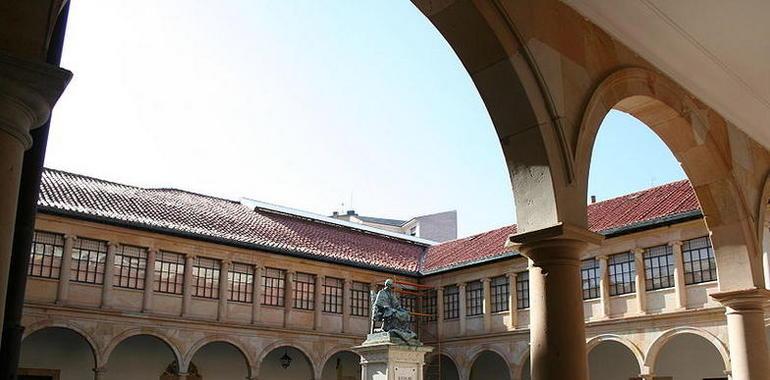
[586,334,645,373]
[517,349,530,380]
[182,335,254,375]
[575,66,765,290]
[644,327,731,374]
[102,327,184,370]
[425,351,461,380]
[256,341,316,377]
[467,348,514,380]
[319,348,361,380]
[23,319,102,367]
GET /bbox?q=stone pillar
[711,288,770,380]
[0,52,71,337]
[182,254,195,317]
[762,223,770,289]
[632,248,647,314]
[314,274,324,331]
[509,224,603,380]
[218,259,230,322]
[669,241,687,310]
[142,248,157,313]
[252,265,263,324]
[507,272,517,329]
[458,282,467,336]
[342,279,351,333]
[598,255,610,318]
[482,277,492,333]
[436,287,444,338]
[56,234,75,305]
[92,367,106,380]
[284,270,294,328]
[101,242,118,309]
[352,342,432,380]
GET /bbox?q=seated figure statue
[372,279,421,346]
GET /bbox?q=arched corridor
[587,340,641,380]
[258,346,314,380]
[19,327,96,380]
[321,351,360,380]
[424,354,459,380]
[469,350,510,380]
[652,333,728,379]
[104,334,180,380]
[188,341,251,380]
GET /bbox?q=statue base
[352,335,433,380]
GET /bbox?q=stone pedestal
[352,333,433,380]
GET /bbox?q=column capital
[481,277,491,284]
[186,254,197,261]
[458,282,467,289]
[147,247,159,255]
[508,223,603,263]
[631,247,645,255]
[668,240,683,247]
[596,255,608,261]
[64,234,77,241]
[0,52,72,148]
[711,287,770,311]
[507,272,518,280]
[107,241,120,249]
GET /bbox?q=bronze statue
[372,279,421,346]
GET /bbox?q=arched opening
[105,334,181,380]
[321,351,360,380]
[587,341,641,380]
[653,333,727,379]
[19,327,96,380]
[258,346,313,380]
[424,354,459,380]
[469,351,510,380]
[188,341,251,380]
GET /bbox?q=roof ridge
[44,167,140,190]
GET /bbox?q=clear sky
[46,1,686,237]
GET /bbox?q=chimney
[332,211,339,217]
[590,195,597,204]
[346,210,356,216]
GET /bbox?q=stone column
[598,255,610,318]
[507,272,518,329]
[101,242,118,309]
[436,287,444,338]
[252,265,263,325]
[314,274,325,331]
[142,248,157,313]
[632,248,647,314]
[284,270,294,328]
[509,224,603,380]
[458,282,467,335]
[711,288,770,380]
[182,254,196,317]
[762,222,770,289]
[669,241,687,310]
[0,52,71,336]
[342,279,351,333]
[92,367,106,380]
[56,234,75,305]
[482,277,492,333]
[218,259,230,322]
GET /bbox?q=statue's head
[384,279,393,289]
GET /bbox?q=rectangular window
[608,252,636,296]
[581,259,600,300]
[192,257,220,299]
[443,285,459,320]
[350,281,370,317]
[682,236,717,285]
[644,244,674,290]
[71,238,107,284]
[400,293,417,324]
[423,289,437,321]
[293,272,315,310]
[516,271,530,309]
[323,277,344,313]
[154,251,185,295]
[262,267,286,306]
[228,262,254,303]
[28,231,64,279]
[114,245,147,290]
[465,281,484,316]
[490,275,509,312]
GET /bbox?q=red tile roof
[38,169,701,275]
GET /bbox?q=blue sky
[46,1,685,237]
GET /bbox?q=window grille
[323,277,344,313]
[443,285,459,320]
[490,275,509,312]
[423,289,437,321]
[28,231,64,279]
[71,238,107,284]
[350,281,370,317]
[682,236,717,285]
[293,272,315,310]
[581,259,600,300]
[262,267,285,306]
[516,271,530,309]
[608,252,636,296]
[192,257,220,299]
[114,245,147,289]
[465,281,484,316]
[154,251,185,294]
[400,293,417,324]
[228,262,254,303]
[644,245,674,290]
